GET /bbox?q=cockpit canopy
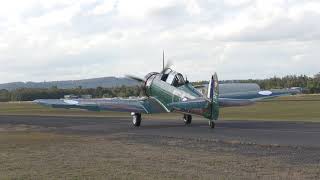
[161,69,185,87]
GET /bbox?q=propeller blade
[160,60,173,74]
[125,75,147,96]
[125,75,145,83]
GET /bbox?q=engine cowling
[144,72,158,97]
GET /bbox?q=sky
[0,0,319,83]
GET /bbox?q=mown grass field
[1,131,319,179]
[0,94,319,121]
[0,95,319,179]
[220,94,320,121]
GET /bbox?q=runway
[0,115,320,147]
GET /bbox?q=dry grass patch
[0,132,319,179]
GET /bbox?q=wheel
[209,121,215,129]
[183,114,192,125]
[132,113,141,127]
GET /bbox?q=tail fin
[207,73,219,120]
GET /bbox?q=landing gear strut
[183,114,192,125]
[131,113,141,127]
[209,121,215,129]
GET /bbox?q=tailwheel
[209,121,215,129]
[183,114,192,125]
[131,113,141,127]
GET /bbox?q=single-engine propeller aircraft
[35,56,300,128]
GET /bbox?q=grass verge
[0,94,319,122]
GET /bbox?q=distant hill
[0,77,139,90]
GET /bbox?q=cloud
[89,0,117,15]
[221,1,320,42]
[0,0,319,83]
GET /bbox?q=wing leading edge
[34,97,168,114]
[219,88,300,107]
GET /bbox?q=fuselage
[143,69,213,118]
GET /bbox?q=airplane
[34,58,300,128]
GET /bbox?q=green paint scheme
[35,68,300,126]
[145,71,219,121]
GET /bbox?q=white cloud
[89,0,117,15]
[117,0,178,18]
[26,5,81,28]
[0,0,319,83]
[224,0,251,6]
[289,1,320,20]
[185,0,201,15]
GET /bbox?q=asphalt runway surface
[1,115,320,148]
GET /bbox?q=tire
[209,121,215,129]
[183,114,192,125]
[132,113,141,127]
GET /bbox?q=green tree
[0,89,10,102]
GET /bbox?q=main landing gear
[183,114,215,129]
[209,121,215,129]
[131,112,141,127]
[131,112,215,129]
[183,114,192,125]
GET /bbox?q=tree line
[0,86,143,102]
[223,74,320,94]
[0,73,319,102]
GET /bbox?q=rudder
[207,73,219,120]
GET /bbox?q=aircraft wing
[218,88,300,107]
[34,97,168,114]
